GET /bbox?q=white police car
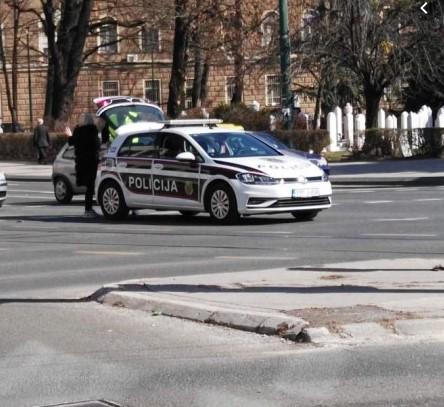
[0,172,7,207]
[96,120,332,223]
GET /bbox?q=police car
[96,120,332,223]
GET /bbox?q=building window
[301,9,318,41]
[102,80,120,97]
[141,27,160,53]
[261,11,278,47]
[144,79,161,105]
[184,78,194,109]
[99,22,118,53]
[225,76,236,103]
[265,75,281,106]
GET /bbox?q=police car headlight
[236,173,279,185]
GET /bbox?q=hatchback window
[62,145,75,159]
[118,133,159,158]
[101,104,164,129]
[192,132,280,158]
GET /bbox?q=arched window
[99,19,118,53]
[261,11,279,47]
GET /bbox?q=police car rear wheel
[291,210,319,221]
[99,181,129,220]
[206,183,239,224]
[54,177,73,204]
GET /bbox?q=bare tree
[0,0,27,131]
[295,0,419,128]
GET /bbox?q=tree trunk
[191,45,204,108]
[364,85,383,129]
[167,0,190,118]
[42,0,94,128]
[0,3,20,131]
[200,59,210,105]
[313,83,323,130]
[230,0,244,105]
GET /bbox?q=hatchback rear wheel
[99,180,129,220]
[54,177,73,204]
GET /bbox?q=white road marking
[361,233,437,237]
[9,189,53,194]
[414,198,444,202]
[365,200,393,204]
[8,195,54,200]
[242,231,291,235]
[216,256,298,260]
[75,250,143,256]
[374,217,429,222]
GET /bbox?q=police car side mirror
[176,152,196,162]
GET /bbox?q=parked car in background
[0,172,7,206]
[251,131,330,175]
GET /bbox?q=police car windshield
[252,132,289,150]
[101,104,164,128]
[192,132,280,158]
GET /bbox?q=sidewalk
[1,157,444,185]
[330,158,444,185]
[97,258,444,344]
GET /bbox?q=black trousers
[37,147,47,163]
[85,181,94,211]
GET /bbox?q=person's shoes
[84,209,98,218]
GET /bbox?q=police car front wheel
[99,180,129,220]
[206,183,240,224]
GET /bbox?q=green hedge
[359,128,444,158]
[0,132,68,161]
[272,129,330,153]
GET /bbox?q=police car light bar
[163,119,223,127]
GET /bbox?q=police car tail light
[236,173,279,185]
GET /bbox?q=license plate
[292,188,320,198]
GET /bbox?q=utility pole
[26,29,33,129]
[279,0,292,128]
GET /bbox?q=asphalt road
[2,180,444,407]
[2,302,444,407]
[1,180,444,298]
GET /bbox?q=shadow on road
[0,213,305,227]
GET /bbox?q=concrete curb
[98,291,309,341]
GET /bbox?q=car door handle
[153,163,163,170]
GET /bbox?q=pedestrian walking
[68,113,101,218]
[33,118,50,164]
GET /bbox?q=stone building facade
[0,0,316,130]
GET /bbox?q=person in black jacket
[33,118,50,164]
[68,113,101,217]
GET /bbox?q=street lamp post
[279,0,292,129]
[26,29,33,129]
